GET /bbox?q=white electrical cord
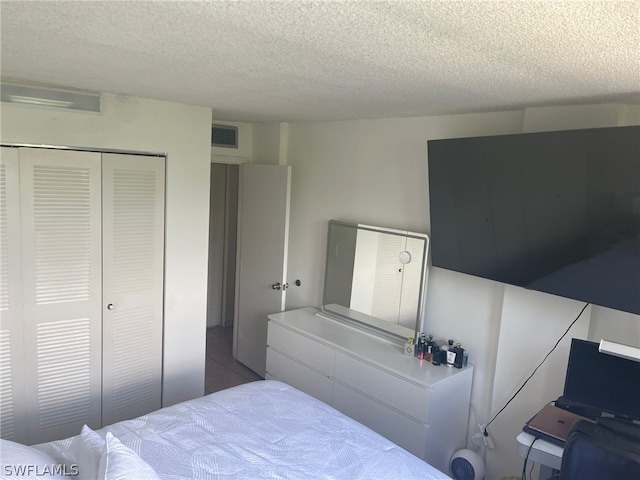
[468,402,494,451]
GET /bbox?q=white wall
[252,122,283,165]
[277,103,640,479]
[283,112,525,313]
[1,94,213,407]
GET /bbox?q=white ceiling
[1,1,638,122]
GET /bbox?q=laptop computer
[523,403,592,446]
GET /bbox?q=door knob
[107,303,115,310]
[282,283,289,290]
[272,282,281,290]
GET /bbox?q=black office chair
[559,417,640,480]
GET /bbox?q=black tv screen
[428,126,640,315]
[560,338,640,421]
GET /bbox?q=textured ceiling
[1,0,639,122]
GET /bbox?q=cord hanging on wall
[483,302,590,437]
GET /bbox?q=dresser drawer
[267,321,335,375]
[332,382,428,459]
[266,348,334,405]
[334,351,430,423]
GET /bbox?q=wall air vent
[1,82,101,113]
[211,125,238,148]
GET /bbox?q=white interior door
[101,153,165,425]
[0,148,27,443]
[20,148,103,444]
[235,164,291,376]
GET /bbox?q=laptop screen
[562,338,640,421]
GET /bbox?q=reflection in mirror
[321,220,430,341]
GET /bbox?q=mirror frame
[320,220,430,343]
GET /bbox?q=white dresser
[266,307,473,474]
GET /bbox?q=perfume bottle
[425,334,434,362]
[446,339,456,367]
[417,333,427,360]
[404,337,415,356]
[431,343,441,365]
[453,343,464,368]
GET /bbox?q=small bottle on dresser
[425,334,434,362]
[453,343,464,368]
[438,340,449,365]
[417,333,427,360]
[404,337,415,356]
[446,339,456,367]
[431,343,441,365]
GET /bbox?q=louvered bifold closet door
[20,148,103,444]
[102,154,164,426]
[371,234,405,322]
[0,148,27,443]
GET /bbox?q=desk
[516,432,563,480]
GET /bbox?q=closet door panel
[0,148,27,443]
[371,235,404,322]
[19,148,103,444]
[102,154,164,425]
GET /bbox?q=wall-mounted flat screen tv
[428,126,640,315]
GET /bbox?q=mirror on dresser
[320,220,430,341]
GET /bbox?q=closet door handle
[272,282,281,290]
[107,303,115,310]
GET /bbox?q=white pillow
[97,432,160,480]
[0,439,70,479]
[71,425,105,480]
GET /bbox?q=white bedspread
[36,380,450,479]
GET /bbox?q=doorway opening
[207,163,238,331]
[204,163,261,394]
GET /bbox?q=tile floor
[205,325,263,395]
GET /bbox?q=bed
[2,380,451,479]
